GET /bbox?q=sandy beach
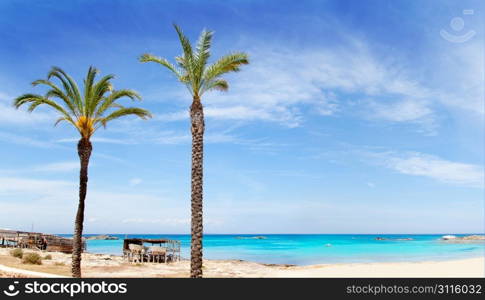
[0,248,483,278]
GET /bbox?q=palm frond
[84,66,99,105]
[173,24,200,94]
[97,107,152,128]
[203,52,249,82]
[14,93,75,125]
[96,89,141,117]
[88,74,115,117]
[140,25,248,99]
[194,29,213,77]
[202,79,229,93]
[33,79,79,117]
[54,116,76,127]
[173,24,194,60]
[139,54,183,79]
[91,73,113,101]
[48,67,83,114]
[14,67,151,139]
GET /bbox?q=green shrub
[54,262,65,266]
[43,254,52,260]
[22,253,42,265]
[10,248,23,259]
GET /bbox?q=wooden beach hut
[0,229,85,253]
[123,238,181,263]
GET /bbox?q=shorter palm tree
[13,66,151,277]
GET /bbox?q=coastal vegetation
[13,67,152,277]
[10,249,23,259]
[10,249,43,265]
[22,253,42,265]
[139,25,249,278]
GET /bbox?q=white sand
[265,257,484,277]
[0,264,66,278]
[0,248,483,277]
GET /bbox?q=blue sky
[0,0,483,234]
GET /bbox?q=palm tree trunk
[190,97,204,278]
[72,137,92,278]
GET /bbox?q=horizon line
[54,232,485,235]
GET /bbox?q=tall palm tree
[139,25,248,278]
[13,66,151,277]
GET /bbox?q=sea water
[60,234,484,266]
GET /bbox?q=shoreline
[83,251,485,267]
[0,248,483,278]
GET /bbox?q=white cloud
[436,41,484,115]
[154,111,187,122]
[0,131,57,148]
[150,38,443,130]
[121,217,190,226]
[0,177,75,197]
[121,217,223,227]
[147,34,483,137]
[149,129,282,153]
[153,130,239,145]
[56,124,274,149]
[368,99,433,122]
[90,137,133,145]
[0,97,53,125]
[57,137,135,144]
[157,105,303,128]
[367,182,375,188]
[380,152,483,188]
[204,132,239,144]
[129,178,142,186]
[32,161,79,173]
[0,175,187,232]
[0,161,80,175]
[154,131,191,145]
[365,99,437,135]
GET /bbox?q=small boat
[441,235,457,240]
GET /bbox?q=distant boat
[441,235,457,240]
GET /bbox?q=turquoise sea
[63,234,484,266]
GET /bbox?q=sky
[0,0,483,234]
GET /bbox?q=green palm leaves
[11,24,248,278]
[14,66,152,138]
[139,24,249,98]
